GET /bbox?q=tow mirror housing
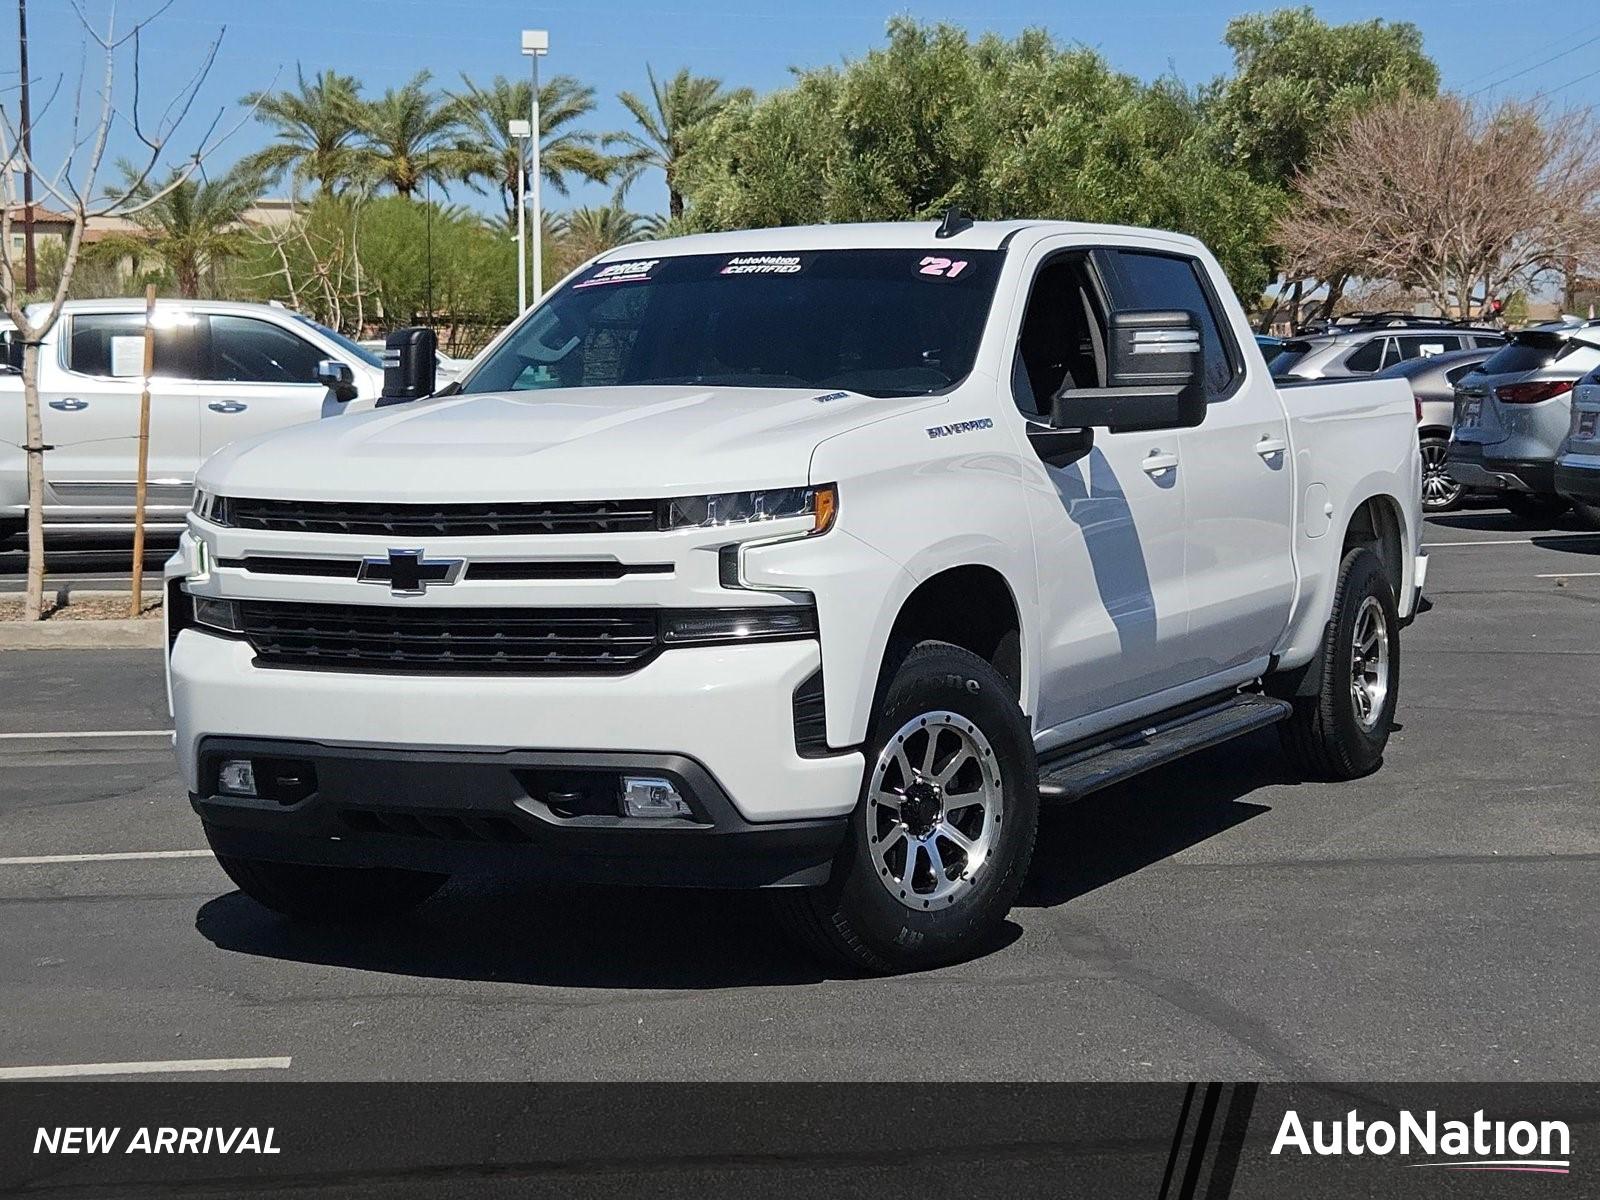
[379,327,438,406]
[1051,309,1206,434]
[314,358,358,402]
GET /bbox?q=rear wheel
[1503,492,1570,522]
[207,832,446,922]
[1279,548,1400,781]
[1419,436,1464,513]
[773,641,1038,973]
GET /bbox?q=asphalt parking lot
[2,507,1597,1082]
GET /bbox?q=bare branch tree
[0,4,258,620]
[1275,94,1600,322]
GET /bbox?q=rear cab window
[66,312,205,379]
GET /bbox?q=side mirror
[1051,309,1206,434]
[379,327,438,406]
[2,331,22,373]
[315,358,358,402]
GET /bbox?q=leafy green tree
[241,67,364,193]
[1205,7,1440,189]
[682,20,1284,295]
[613,66,752,219]
[97,160,268,297]
[548,201,647,276]
[354,70,469,198]
[449,73,613,216]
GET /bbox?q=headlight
[662,484,836,534]
[661,606,816,644]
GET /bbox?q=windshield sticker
[927,417,994,439]
[917,256,971,279]
[721,254,803,276]
[576,259,660,288]
[812,391,850,404]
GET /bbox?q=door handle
[1256,434,1288,457]
[1141,450,1179,476]
[208,400,248,414]
[48,398,88,412]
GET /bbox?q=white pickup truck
[166,218,1426,972]
[1,298,383,541]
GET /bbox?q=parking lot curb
[0,620,164,650]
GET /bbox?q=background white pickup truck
[1,298,383,540]
[167,217,1425,973]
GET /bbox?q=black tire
[1502,492,1570,522]
[1419,436,1465,513]
[208,834,446,922]
[772,640,1038,974]
[1279,548,1400,781]
[1570,500,1600,530]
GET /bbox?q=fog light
[621,775,691,818]
[218,759,257,797]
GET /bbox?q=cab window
[204,315,324,384]
[66,313,204,379]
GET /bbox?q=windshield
[292,313,383,369]
[461,249,1004,399]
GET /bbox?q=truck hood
[198,384,938,501]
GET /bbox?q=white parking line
[1537,571,1600,579]
[0,729,172,740]
[1423,533,1600,547]
[0,1057,291,1081]
[0,849,211,866]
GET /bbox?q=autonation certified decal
[721,255,803,275]
[926,418,994,439]
[1272,1107,1571,1175]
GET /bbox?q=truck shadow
[194,731,1287,989]
[1018,728,1282,909]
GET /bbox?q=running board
[1036,694,1292,802]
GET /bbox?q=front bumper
[1446,443,1557,495]
[171,628,864,828]
[194,738,847,887]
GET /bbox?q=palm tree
[99,160,267,297]
[449,73,612,217]
[552,201,646,270]
[354,70,468,198]
[612,66,751,219]
[241,67,363,194]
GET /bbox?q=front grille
[238,600,661,674]
[221,496,661,537]
[218,556,672,582]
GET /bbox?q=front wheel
[1419,436,1465,512]
[1279,548,1400,781]
[773,641,1038,973]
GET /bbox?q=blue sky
[15,0,1600,218]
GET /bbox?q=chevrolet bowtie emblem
[357,548,465,595]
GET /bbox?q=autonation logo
[1272,1108,1571,1175]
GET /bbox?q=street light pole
[521,29,549,305]
[509,119,530,312]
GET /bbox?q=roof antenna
[935,206,974,239]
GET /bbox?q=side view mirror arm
[1026,422,1094,468]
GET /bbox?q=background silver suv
[1448,322,1600,520]
[1271,313,1505,380]
[1377,347,1496,512]
[1556,366,1600,528]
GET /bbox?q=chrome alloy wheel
[1420,441,1463,511]
[1350,595,1390,731]
[867,711,1004,910]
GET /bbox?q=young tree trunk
[21,340,46,621]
